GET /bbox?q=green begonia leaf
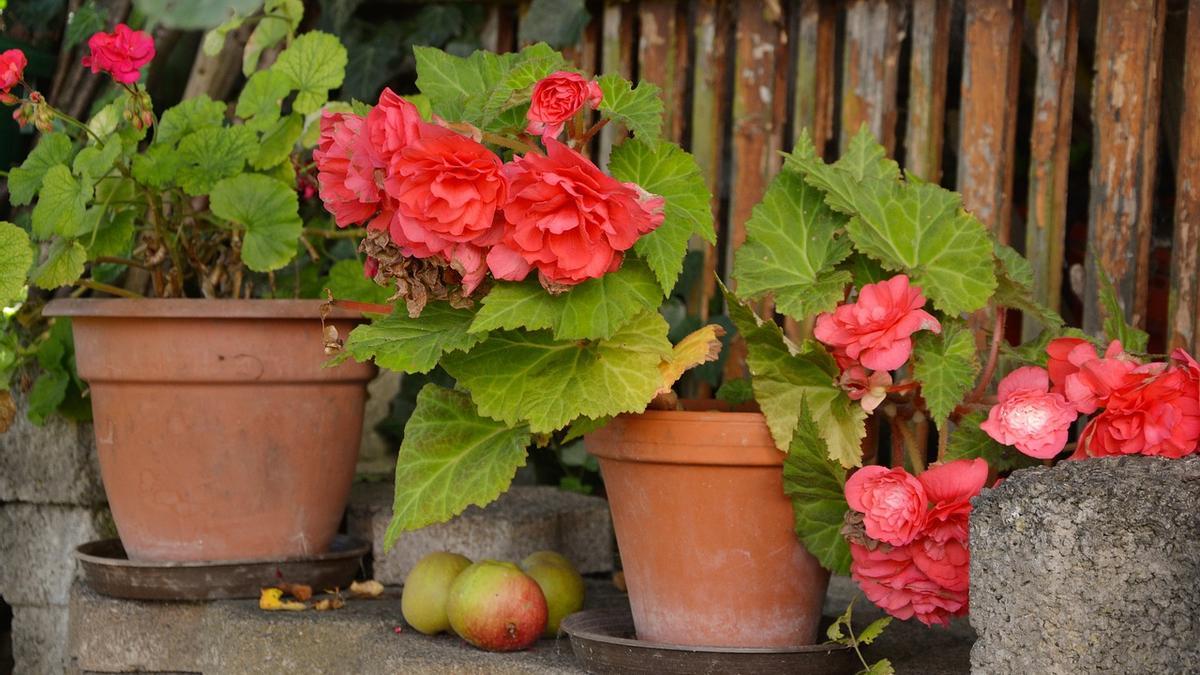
[384,385,530,547]
[443,310,672,434]
[209,174,301,272]
[272,31,347,115]
[32,166,91,239]
[176,126,258,195]
[8,134,74,206]
[782,401,851,575]
[993,243,1064,331]
[470,258,661,340]
[608,138,714,293]
[32,239,87,289]
[597,73,663,141]
[251,113,303,169]
[726,287,866,467]
[733,169,853,320]
[413,43,565,129]
[323,258,392,304]
[912,321,979,428]
[0,222,33,306]
[344,303,484,374]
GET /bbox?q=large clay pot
[43,299,374,562]
[586,407,830,648]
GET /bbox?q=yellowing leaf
[313,596,345,611]
[349,580,384,598]
[259,587,307,611]
[658,324,726,394]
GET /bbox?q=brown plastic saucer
[560,608,860,674]
[75,535,369,601]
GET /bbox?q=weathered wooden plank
[727,0,786,277]
[958,0,1023,242]
[792,0,837,158]
[597,1,635,169]
[1022,0,1078,341]
[690,0,732,323]
[638,0,689,143]
[903,0,951,182]
[481,4,518,53]
[563,4,599,75]
[840,0,906,153]
[1170,0,1200,351]
[1084,0,1166,334]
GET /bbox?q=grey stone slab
[347,484,613,585]
[0,503,113,605]
[969,456,1200,674]
[70,583,207,673]
[12,604,70,675]
[0,388,103,505]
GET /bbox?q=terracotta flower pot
[586,407,830,648]
[43,299,374,562]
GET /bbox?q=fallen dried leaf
[349,579,384,598]
[314,596,345,611]
[278,582,313,602]
[0,390,15,434]
[259,587,307,611]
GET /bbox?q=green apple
[520,551,585,636]
[401,551,472,635]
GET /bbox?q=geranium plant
[318,45,717,547]
[726,127,1198,628]
[1,5,383,428]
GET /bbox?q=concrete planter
[968,456,1200,672]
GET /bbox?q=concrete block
[12,604,69,675]
[0,389,103,505]
[347,484,613,585]
[970,456,1200,674]
[69,583,206,673]
[0,503,113,605]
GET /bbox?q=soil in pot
[44,299,375,563]
[585,404,829,649]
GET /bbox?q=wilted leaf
[259,587,307,611]
[349,580,384,598]
[658,324,725,394]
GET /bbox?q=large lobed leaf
[443,310,671,434]
[32,239,87,289]
[782,401,851,575]
[175,126,258,196]
[733,169,853,321]
[384,384,531,548]
[726,288,866,467]
[31,165,90,240]
[8,134,74,206]
[608,138,714,293]
[0,222,33,306]
[469,258,661,341]
[596,74,664,141]
[787,127,997,316]
[272,31,347,115]
[912,321,979,428]
[209,174,301,272]
[344,303,483,374]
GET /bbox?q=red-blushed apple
[401,551,472,635]
[446,560,548,651]
[520,551,585,637]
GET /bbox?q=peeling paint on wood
[1170,0,1200,351]
[1084,0,1166,334]
[638,0,689,143]
[904,0,951,182]
[597,1,635,169]
[958,0,1023,243]
[840,0,906,153]
[793,0,837,157]
[1022,0,1078,341]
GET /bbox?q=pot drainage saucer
[560,608,859,674]
[75,535,369,601]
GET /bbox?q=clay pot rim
[44,297,366,320]
[588,407,785,467]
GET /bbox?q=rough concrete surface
[0,389,102,505]
[0,503,113,605]
[969,456,1200,674]
[11,604,69,675]
[347,484,614,584]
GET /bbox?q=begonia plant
[316,45,717,548]
[726,127,1198,628]
[1,5,384,429]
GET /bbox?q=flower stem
[480,131,539,155]
[45,104,105,146]
[576,117,609,150]
[78,279,143,298]
[304,227,365,239]
[969,307,1007,403]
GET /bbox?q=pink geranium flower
[814,275,941,371]
[844,465,928,547]
[840,366,892,413]
[980,366,1077,459]
[0,49,26,104]
[81,24,155,84]
[1078,361,1200,459]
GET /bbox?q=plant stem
[969,307,1007,403]
[95,256,147,269]
[79,279,143,298]
[480,131,539,155]
[576,118,609,149]
[937,422,949,462]
[890,409,926,474]
[303,227,365,239]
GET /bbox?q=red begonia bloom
[1078,360,1200,459]
[526,71,602,139]
[814,275,941,371]
[844,465,929,547]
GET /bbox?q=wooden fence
[480,0,1196,354]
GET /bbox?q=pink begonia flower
[313,112,382,228]
[1045,337,1095,394]
[1077,359,1200,459]
[910,459,988,593]
[849,542,968,628]
[445,242,489,295]
[840,366,892,413]
[1045,338,1140,414]
[980,366,1077,459]
[814,275,941,371]
[81,24,155,84]
[844,465,928,547]
[368,88,425,163]
[525,71,602,139]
